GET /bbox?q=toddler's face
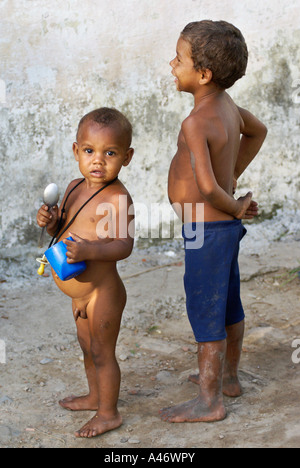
[73,121,133,186]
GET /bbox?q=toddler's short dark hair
[77,107,132,147]
[181,20,248,89]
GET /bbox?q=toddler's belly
[51,262,117,299]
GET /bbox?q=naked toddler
[37,107,134,438]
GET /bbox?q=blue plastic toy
[44,237,86,281]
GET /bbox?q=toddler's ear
[123,147,134,166]
[73,142,79,161]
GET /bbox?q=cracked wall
[0,0,299,249]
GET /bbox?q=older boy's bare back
[169,91,242,223]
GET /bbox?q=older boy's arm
[235,106,268,180]
[182,117,247,218]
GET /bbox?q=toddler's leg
[59,312,99,411]
[75,280,126,438]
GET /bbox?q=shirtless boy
[160,21,267,423]
[37,107,134,438]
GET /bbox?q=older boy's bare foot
[222,375,243,397]
[59,394,98,411]
[188,373,242,397]
[188,373,200,385]
[159,396,226,423]
[75,412,122,438]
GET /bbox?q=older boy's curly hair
[77,107,132,147]
[181,20,248,89]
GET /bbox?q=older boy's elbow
[199,184,217,202]
[261,123,268,138]
[263,126,268,139]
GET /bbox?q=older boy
[160,21,267,423]
[37,107,134,437]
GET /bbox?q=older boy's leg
[75,282,126,438]
[223,319,244,397]
[160,340,226,423]
[188,320,244,397]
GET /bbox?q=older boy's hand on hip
[234,192,258,219]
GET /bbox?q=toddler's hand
[64,233,89,263]
[37,204,58,230]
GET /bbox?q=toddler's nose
[93,152,104,164]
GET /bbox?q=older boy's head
[181,20,248,89]
[77,107,133,148]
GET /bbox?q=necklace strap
[48,177,118,248]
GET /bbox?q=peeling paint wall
[0,0,299,249]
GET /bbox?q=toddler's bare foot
[75,412,122,438]
[159,396,226,423]
[59,394,98,411]
[188,373,242,398]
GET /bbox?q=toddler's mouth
[91,170,105,178]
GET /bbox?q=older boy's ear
[198,68,213,85]
[73,142,79,161]
[123,147,134,166]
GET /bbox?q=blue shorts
[183,220,247,342]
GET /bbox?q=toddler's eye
[84,148,93,154]
[106,151,115,156]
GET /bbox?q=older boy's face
[170,37,200,93]
[73,121,133,187]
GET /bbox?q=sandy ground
[0,239,300,448]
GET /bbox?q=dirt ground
[0,240,300,448]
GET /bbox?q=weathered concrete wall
[0,0,299,249]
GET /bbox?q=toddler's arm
[64,192,134,263]
[235,107,268,180]
[36,204,59,236]
[36,180,78,237]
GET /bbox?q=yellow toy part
[37,263,45,276]
[36,255,49,276]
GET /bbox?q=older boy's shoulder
[181,110,208,135]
